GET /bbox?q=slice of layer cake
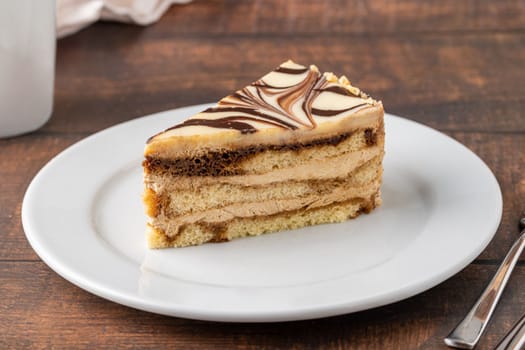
[143,60,385,248]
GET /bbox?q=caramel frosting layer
[146,146,383,189]
[145,60,383,157]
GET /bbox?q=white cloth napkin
[56,0,192,38]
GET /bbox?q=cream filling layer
[154,180,381,236]
[146,145,383,191]
[165,156,382,215]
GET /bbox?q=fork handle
[444,232,525,349]
[494,313,525,350]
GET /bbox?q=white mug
[0,0,55,138]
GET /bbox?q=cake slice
[143,60,385,248]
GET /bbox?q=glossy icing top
[148,60,378,142]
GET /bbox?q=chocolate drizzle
[167,118,258,134]
[319,85,359,97]
[312,103,368,117]
[149,61,374,142]
[274,66,309,74]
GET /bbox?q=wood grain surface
[1,1,524,349]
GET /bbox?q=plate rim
[22,106,503,322]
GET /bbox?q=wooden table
[2,1,524,349]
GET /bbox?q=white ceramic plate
[22,104,502,322]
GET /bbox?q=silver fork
[494,313,525,350]
[444,217,525,349]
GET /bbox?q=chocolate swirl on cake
[151,60,375,140]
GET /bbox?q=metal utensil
[444,217,525,349]
[494,313,525,350]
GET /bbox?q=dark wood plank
[1,261,524,350]
[50,32,525,134]
[123,0,525,36]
